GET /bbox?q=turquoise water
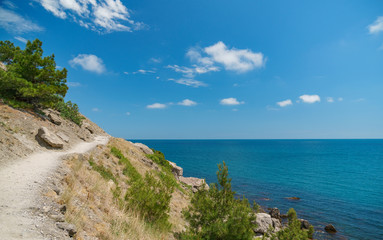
[133,139,383,240]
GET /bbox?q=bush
[146,150,172,171]
[0,39,68,109]
[56,100,84,126]
[125,172,173,230]
[111,147,173,230]
[267,208,314,240]
[181,161,256,240]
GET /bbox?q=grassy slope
[58,138,190,240]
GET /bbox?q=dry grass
[58,138,191,240]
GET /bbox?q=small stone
[60,205,66,214]
[42,206,51,213]
[50,214,65,222]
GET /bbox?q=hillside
[0,101,314,239]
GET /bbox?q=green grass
[88,158,117,184]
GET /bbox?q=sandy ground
[0,136,109,240]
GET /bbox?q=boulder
[324,224,337,233]
[48,113,62,125]
[269,207,281,220]
[134,143,154,155]
[299,219,310,229]
[56,222,77,237]
[179,176,209,193]
[56,131,69,143]
[37,127,64,148]
[168,161,183,178]
[253,213,281,234]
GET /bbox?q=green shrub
[125,172,173,230]
[181,161,256,240]
[267,208,313,240]
[146,150,172,172]
[111,147,173,230]
[56,100,84,126]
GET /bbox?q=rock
[269,207,281,220]
[56,131,69,143]
[179,176,209,193]
[82,123,94,134]
[168,161,183,179]
[134,143,154,155]
[50,214,65,222]
[42,206,51,213]
[299,219,310,229]
[286,197,300,200]
[325,224,337,233]
[253,213,281,234]
[60,205,67,214]
[37,127,64,148]
[48,113,62,125]
[56,222,77,237]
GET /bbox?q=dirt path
[0,136,109,239]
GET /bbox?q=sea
[131,139,383,240]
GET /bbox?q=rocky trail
[0,136,109,240]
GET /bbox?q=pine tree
[0,39,68,109]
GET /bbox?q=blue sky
[0,0,382,139]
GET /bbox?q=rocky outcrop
[179,176,209,193]
[253,213,282,234]
[325,224,337,233]
[37,127,64,148]
[134,143,154,155]
[168,161,183,179]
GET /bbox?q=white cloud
[167,64,218,78]
[368,16,383,34]
[220,97,244,106]
[150,57,161,63]
[135,69,155,74]
[69,54,106,73]
[338,97,343,102]
[36,0,145,33]
[277,99,292,107]
[168,78,207,88]
[178,99,197,106]
[92,107,100,112]
[204,41,265,72]
[0,7,43,33]
[299,94,320,104]
[67,81,81,87]
[14,36,28,43]
[327,97,334,103]
[147,103,167,109]
[167,42,264,87]
[126,112,131,116]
